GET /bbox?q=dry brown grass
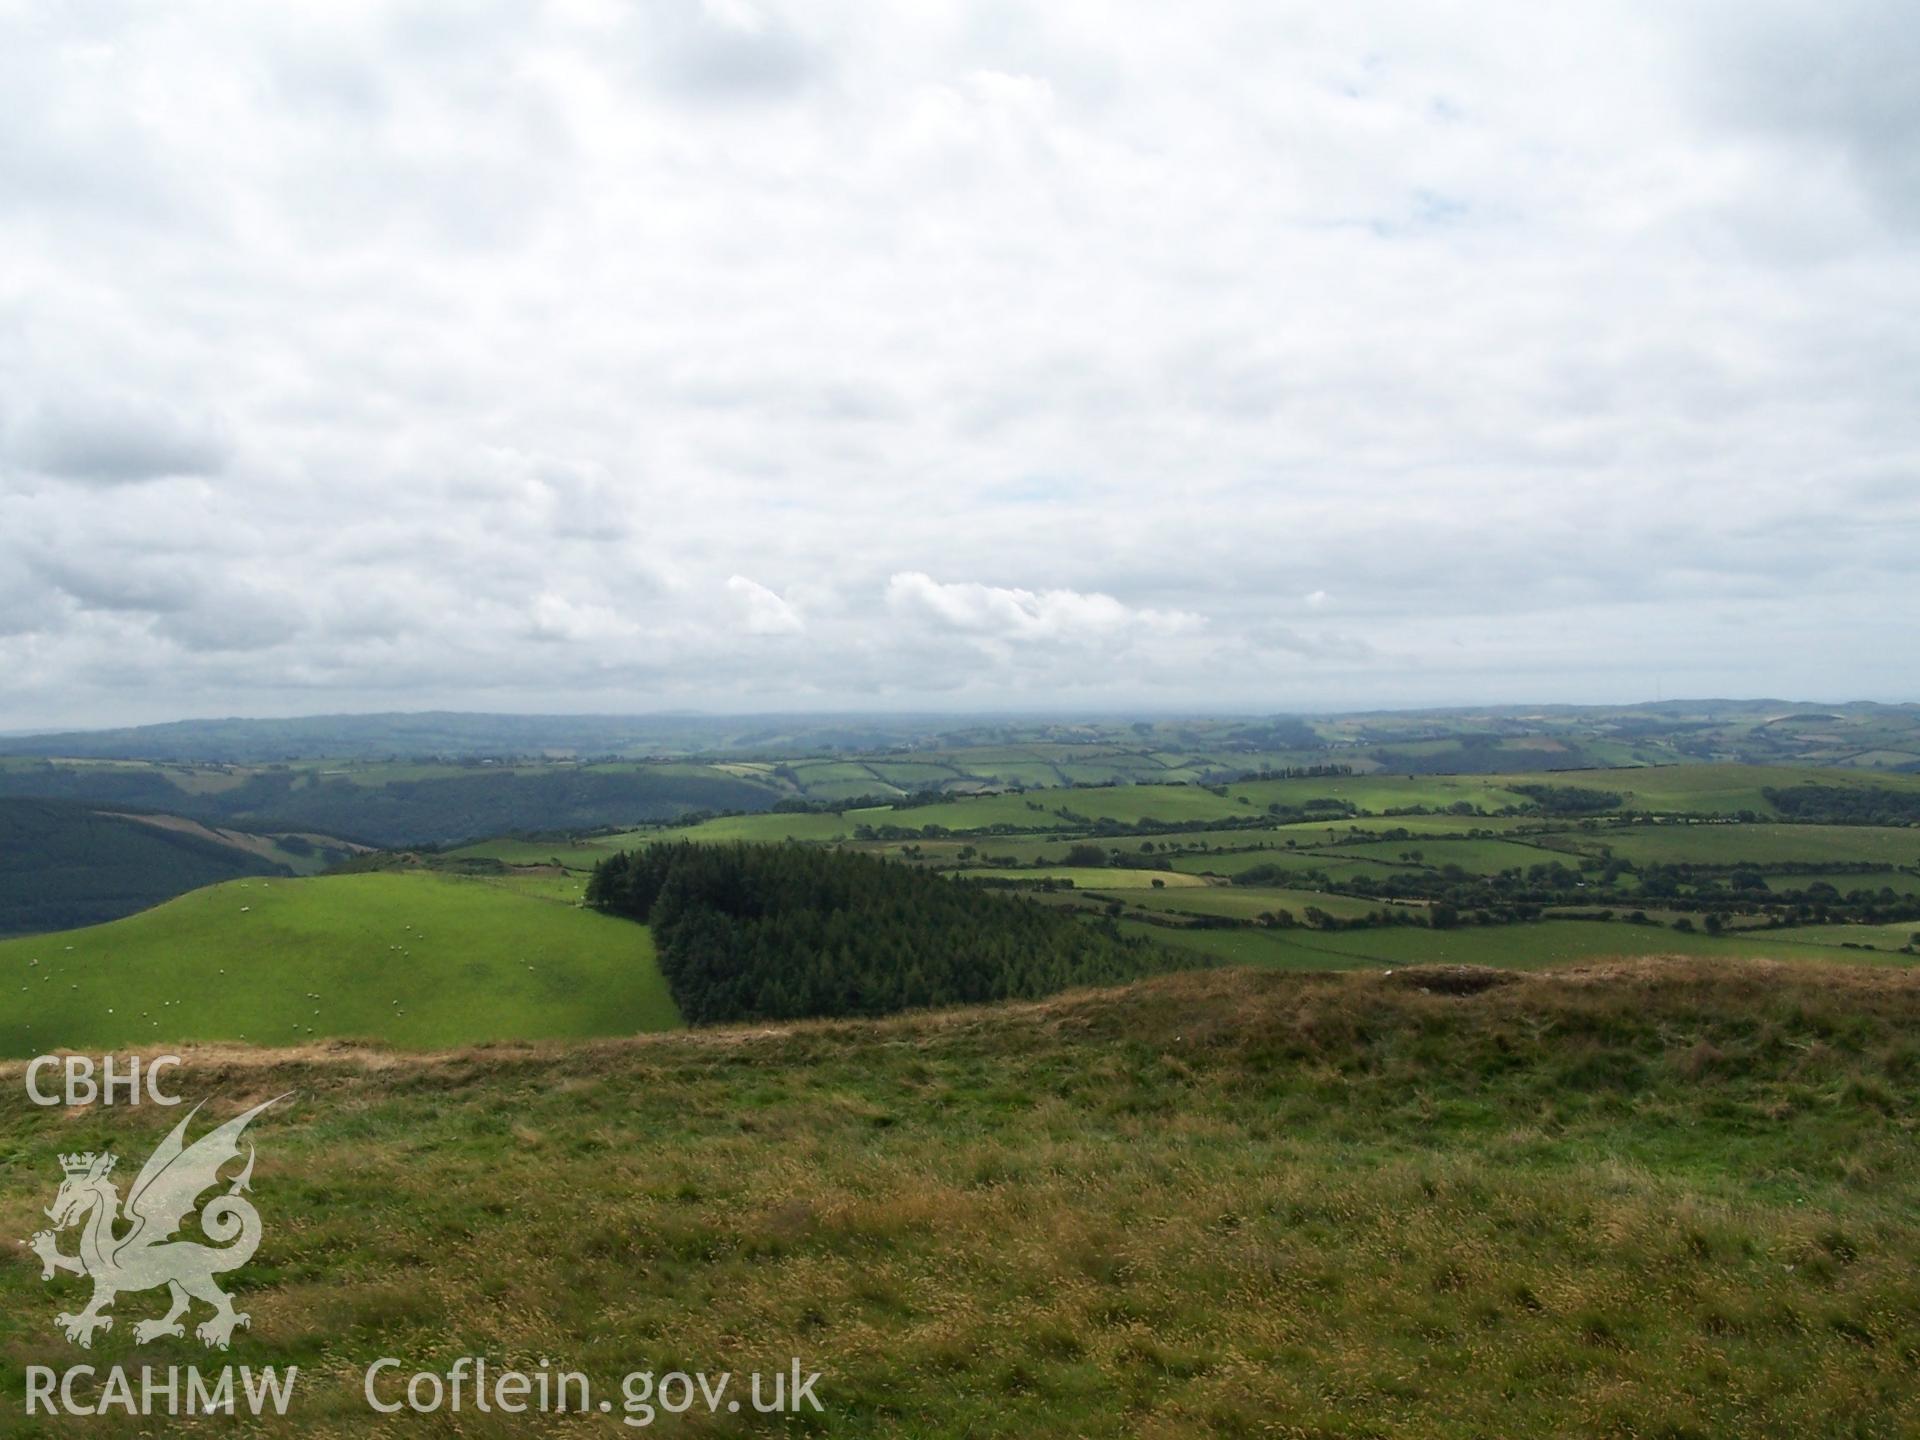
[4,957,1917,1436]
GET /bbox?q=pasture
[1764,870,1920,897]
[1564,823,1920,868]
[1110,883,1387,922]
[443,835,624,868]
[953,867,1212,890]
[1298,835,1579,875]
[1767,921,1920,952]
[0,871,680,1057]
[1125,918,1912,971]
[1165,848,1395,880]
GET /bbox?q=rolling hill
[0,869,680,1056]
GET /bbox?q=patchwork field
[10,759,1919,1065]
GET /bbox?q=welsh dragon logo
[27,1095,290,1350]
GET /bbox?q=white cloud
[526,592,638,645]
[726,575,803,635]
[885,572,1197,644]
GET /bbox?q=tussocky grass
[0,957,1916,1436]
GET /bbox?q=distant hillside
[0,763,780,848]
[0,798,294,937]
[0,711,987,763]
[5,700,1919,852]
[7,699,1918,771]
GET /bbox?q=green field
[1125,917,1914,971]
[1764,870,1920,897]
[475,869,593,904]
[1229,773,1540,813]
[0,872,680,1056]
[1272,814,1551,839]
[443,835,625,868]
[1228,763,1920,820]
[1109,883,1388,922]
[789,760,886,784]
[953,867,1213,890]
[619,810,878,845]
[949,820,1549,866]
[1165,847,1392,880]
[1299,835,1577,875]
[1768,921,1920,952]
[1563,823,1920,868]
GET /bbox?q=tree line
[1764,785,1920,827]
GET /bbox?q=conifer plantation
[587,842,1170,1022]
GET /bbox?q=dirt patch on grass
[1385,964,1519,995]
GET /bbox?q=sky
[2,0,1916,730]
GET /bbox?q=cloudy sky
[2,1,1916,729]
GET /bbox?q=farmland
[5,743,1919,1056]
[433,761,1920,985]
[6,704,1919,855]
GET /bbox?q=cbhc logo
[24,1055,183,1107]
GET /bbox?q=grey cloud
[150,585,306,654]
[32,555,200,616]
[1698,0,1920,227]
[10,398,230,484]
[642,1,822,103]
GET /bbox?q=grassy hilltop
[2,960,1916,1437]
[0,871,678,1057]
